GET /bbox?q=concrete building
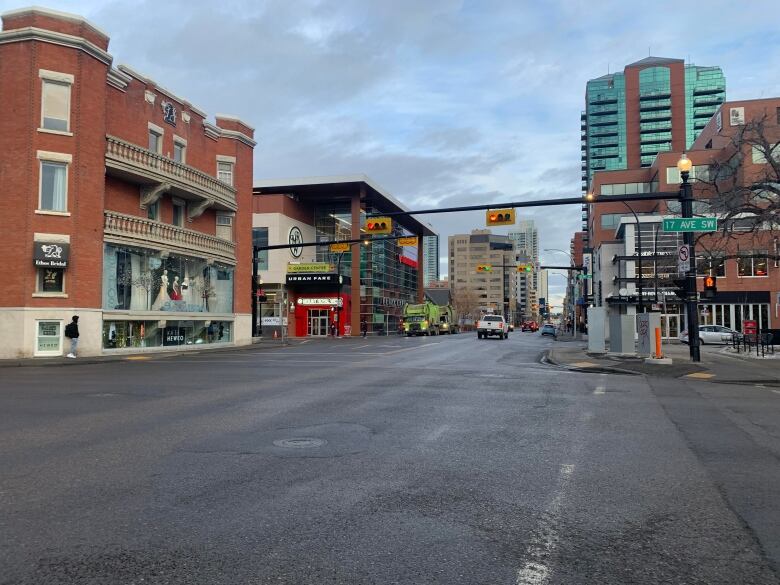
[0,7,255,358]
[509,221,539,321]
[587,97,780,337]
[252,176,436,337]
[448,230,517,322]
[423,235,440,287]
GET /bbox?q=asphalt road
[2,332,779,584]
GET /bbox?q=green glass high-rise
[581,57,726,196]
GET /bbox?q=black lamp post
[678,154,701,362]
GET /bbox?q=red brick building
[587,97,780,336]
[0,7,255,358]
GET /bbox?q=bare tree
[451,287,479,323]
[691,113,780,267]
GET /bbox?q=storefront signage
[163,327,185,346]
[287,262,335,273]
[286,274,339,285]
[298,297,343,307]
[33,241,69,267]
[329,243,350,253]
[288,226,304,258]
[261,316,284,326]
[379,297,405,307]
[398,237,418,247]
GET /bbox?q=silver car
[679,325,740,345]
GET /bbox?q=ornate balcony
[105,135,237,217]
[104,211,236,265]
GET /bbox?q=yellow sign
[329,243,350,253]
[398,236,418,247]
[287,262,335,273]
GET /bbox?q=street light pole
[335,252,344,337]
[544,248,579,338]
[678,154,701,362]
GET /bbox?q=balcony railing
[104,211,236,264]
[105,136,237,212]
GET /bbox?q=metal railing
[104,211,236,263]
[105,136,237,210]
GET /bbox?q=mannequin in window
[152,269,170,310]
[171,276,182,301]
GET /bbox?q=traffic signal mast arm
[366,192,677,218]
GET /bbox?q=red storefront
[290,292,353,337]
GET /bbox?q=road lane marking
[424,424,450,441]
[685,372,715,379]
[516,463,575,585]
[593,386,606,395]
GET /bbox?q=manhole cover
[273,437,326,449]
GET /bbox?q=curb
[542,349,640,376]
[0,340,304,368]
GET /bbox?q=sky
[4,0,779,308]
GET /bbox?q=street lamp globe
[677,153,692,174]
[585,192,595,202]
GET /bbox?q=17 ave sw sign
[662,217,718,232]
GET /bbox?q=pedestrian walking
[361,319,367,338]
[64,315,79,358]
[330,321,336,337]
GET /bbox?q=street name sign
[398,236,418,247]
[663,217,717,232]
[329,243,350,253]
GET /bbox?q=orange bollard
[654,327,663,358]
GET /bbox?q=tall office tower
[580,57,725,248]
[423,235,440,287]
[509,221,539,320]
[448,230,516,322]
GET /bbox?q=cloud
[3,0,778,301]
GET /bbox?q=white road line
[516,463,575,585]
[593,386,606,395]
[424,424,450,442]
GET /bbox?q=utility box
[636,313,661,357]
[587,306,606,354]
[609,313,635,354]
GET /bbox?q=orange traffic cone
[273,330,278,339]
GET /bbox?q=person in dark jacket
[361,319,368,338]
[64,315,80,358]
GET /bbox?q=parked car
[679,325,740,345]
[540,323,557,338]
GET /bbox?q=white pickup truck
[477,315,509,340]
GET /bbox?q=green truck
[437,304,460,334]
[402,301,441,336]
[402,301,459,336]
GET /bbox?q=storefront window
[737,253,769,277]
[103,320,232,349]
[36,320,61,355]
[103,244,234,313]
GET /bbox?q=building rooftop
[626,56,684,68]
[253,174,436,237]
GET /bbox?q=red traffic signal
[365,217,392,234]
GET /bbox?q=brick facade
[0,7,255,358]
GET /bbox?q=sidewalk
[546,339,780,383]
[0,338,306,368]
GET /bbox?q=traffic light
[516,264,533,273]
[702,275,717,299]
[365,217,392,234]
[486,208,515,226]
[476,264,493,273]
